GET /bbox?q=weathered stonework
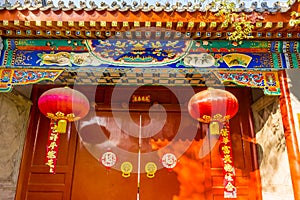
[0,91,31,200]
[252,95,294,200]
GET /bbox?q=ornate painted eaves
[0,1,299,40]
[0,69,63,92]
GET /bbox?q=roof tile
[0,0,295,13]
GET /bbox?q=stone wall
[252,95,294,200]
[0,91,31,200]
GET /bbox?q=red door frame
[278,70,300,200]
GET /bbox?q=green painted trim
[277,41,283,53]
[272,54,279,69]
[5,51,14,65]
[291,54,299,68]
[0,87,12,92]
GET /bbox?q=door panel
[71,143,138,200]
[73,110,204,200]
[139,112,210,200]
[16,107,77,200]
[71,111,139,200]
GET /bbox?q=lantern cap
[46,112,80,121]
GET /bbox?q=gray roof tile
[0,0,296,13]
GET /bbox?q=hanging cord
[137,114,142,200]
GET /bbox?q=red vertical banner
[219,122,237,198]
[45,120,60,174]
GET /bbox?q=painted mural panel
[0,39,299,69]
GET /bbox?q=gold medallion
[145,162,157,178]
[121,161,133,178]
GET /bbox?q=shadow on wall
[252,94,293,197]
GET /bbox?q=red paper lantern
[38,87,89,173]
[188,87,239,123]
[38,87,90,133]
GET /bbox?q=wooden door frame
[15,85,78,200]
[15,85,268,199]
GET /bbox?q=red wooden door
[16,86,262,200]
[71,110,203,200]
[71,87,261,200]
[15,86,78,200]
